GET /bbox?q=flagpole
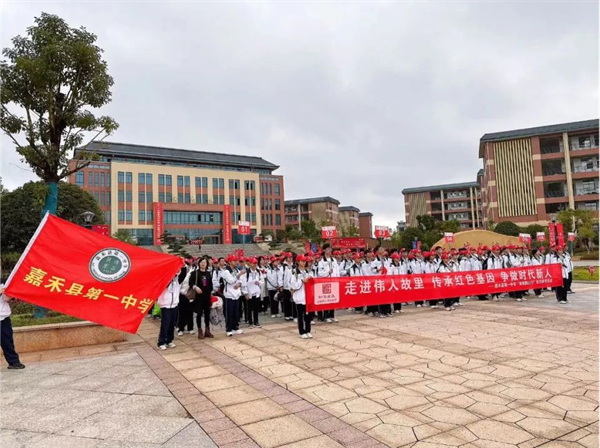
[5,212,51,287]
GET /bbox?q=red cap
[391,253,401,260]
[353,252,362,260]
[226,255,238,263]
[408,254,415,259]
[286,252,293,258]
[441,254,449,260]
[211,258,218,264]
[333,250,341,256]
[296,255,307,262]
[248,257,258,264]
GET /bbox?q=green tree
[301,220,320,241]
[558,209,598,251]
[159,230,190,258]
[494,221,521,236]
[524,224,545,239]
[487,219,496,231]
[285,224,302,241]
[399,227,424,250]
[112,229,136,245]
[436,220,460,234]
[1,181,104,253]
[416,215,436,231]
[340,224,359,237]
[1,13,118,220]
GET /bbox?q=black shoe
[7,363,25,370]
[568,291,574,294]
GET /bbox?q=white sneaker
[167,342,176,348]
[177,331,184,336]
[271,314,277,318]
[539,294,545,298]
[333,318,338,323]
[233,329,244,335]
[300,334,309,339]
[186,330,195,334]
[416,304,422,308]
[307,333,313,339]
[326,318,333,323]
[227,332,233,337]
[516,299,522,302]
[493,297,500,301]
[456,302,464,306]
[293,318,298,323]
[445,307,452,311]
[276,314,282,318]
[394,310,400,314]
[560,301,567,304]
[158,344,167,350]
[431,305,438,309]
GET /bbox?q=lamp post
[81,211,95,230]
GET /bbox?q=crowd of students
[156,242,575,346]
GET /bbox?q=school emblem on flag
[89,248,131,283]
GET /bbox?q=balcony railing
[574,189,599,196]
[572,165,599,173]
[571,143,597,151]
[542,168,566,176]
[540,145,563,154]
[544,190,567,198]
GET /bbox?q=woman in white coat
[291,255,314,339]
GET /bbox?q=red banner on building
[153,202,164,245]
[6,213,183,334]
[548,222,556,247]
[223,205,232,244]
[330,238,367,249]
[556,222,564,246]
[321,226,338,239]
[305,265,563,312]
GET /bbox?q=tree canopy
[494,221,521,236]
[1,181,104,253]
[0,13,118,183]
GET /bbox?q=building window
[185,193,191,203]
[126,172,132,184]
[88,172,93,187]
[230,195,235,205]
[202,177,208,188]
[196,177,201,187]
[213,178,219,189]
[106,210,111,223]
[146,174,152,185]
[100,172,105,187]
[166,175,172,186]
[276,215,281,226]
[229,179,234,189]
[139,210,145,222]
[178,193,183,203]
[94,172,99,187]
[118,191,124,202]
[159,192,165,202]
[166,192,172,202]
[159,174,165,185]
[275,199,280,211]
[184,176,190,187]
[147,210,153,221]
[76,172,84,186]
[177,176,183,187]
[118,172,124,183]
[244,180,249,190]
[139,192,145,202]
[100,191,105,205]
[146,192,152,202]
[126,191,132,202]
[251,213,256,224]
[107,194,111,206]
[274,184,280,195]
[118,210,124,222]
[126,210,132,221]
[219,179,224,189]
[139,173,145,184]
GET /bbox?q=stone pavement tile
[222,398,288,425]
[577,433,600,448]
[183,365,228,381]
[565,410,600,424]
[309,416,350,434]
[192,408,226,423]
[200,417,237,433]
[0,430,48,448]
[220,438,260,448]
[192,373,245,393]
[271,391,302,405]
[57,413,193,444]
[279,434,344,448]
[205,385,265,407]
[367,422,419,447]
[328,426,372,445]
[95,441,161,448]
[516,417,579,439]
[549,395,598,411]
[422,404,480,425]
[242,415,321,448]
[101,395,188,417]
[26,434,101,448]
[295,407,333,423]
[170,358,214,371]
[161,422,217,448]
[467,419,534,445]
[209,427,249,445]
[282,399,316,413]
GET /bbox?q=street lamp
[81,211,95,229]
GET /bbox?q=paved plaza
[1,284,598,448]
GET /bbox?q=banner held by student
[5,213,183,334]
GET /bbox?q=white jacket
[0,284,11,321]
[241,269,265,298]
[361,261,373,276]
[459,258,472,272]
[487,255,503,270]
[318,257,340,278]
[157,278,180,309]
[291,269,312,305]
[265,267,279,291]
[222,268,242,300]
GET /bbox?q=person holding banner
[437,255,456,311]
[388,253,404,313]
[551,246,570,304]
[280,253,296,322]
[0,284,25,369]
[317,244,339,323]
[423,252,440,308]
[291,255,314,339]
[371,246,392,317]
[531,247,546,298]
[157,275,181,350]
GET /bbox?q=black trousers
[226,298,240,332]
[415,301,424,306]
[194,297,211,331]
[158,308,177,346]
[428,300,438,306]
[269,290,279,315]
[393,303,402,311]
[247,296,261,326]
[177,295,194,332]
[318,310,334,320]
[534,289,542,296]
[366,306,378,315]
[354,307,364,313]
[296,304,314,335]
[566,272,573,292]
[379,304,392,315]
[283,290,296,318]
[443,299,454,308]
[1,317,20,365]
[556,278,568,302]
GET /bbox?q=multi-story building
[358,212,373,238]
[68,141,284,245]
[338,206,360,232]
[284,197,340,228]
[402,181,483,230]
[479,119,599,226]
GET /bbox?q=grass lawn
[11,312,81,327]
[573,266,599,282]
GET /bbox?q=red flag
[548,222,556,247]
[5,213,183,334]
[556,222,564,246]
[306,265,563,312]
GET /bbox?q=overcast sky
[1,2,598,229]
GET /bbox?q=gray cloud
[1,2,598,229]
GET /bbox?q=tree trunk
[34,182,58,318]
